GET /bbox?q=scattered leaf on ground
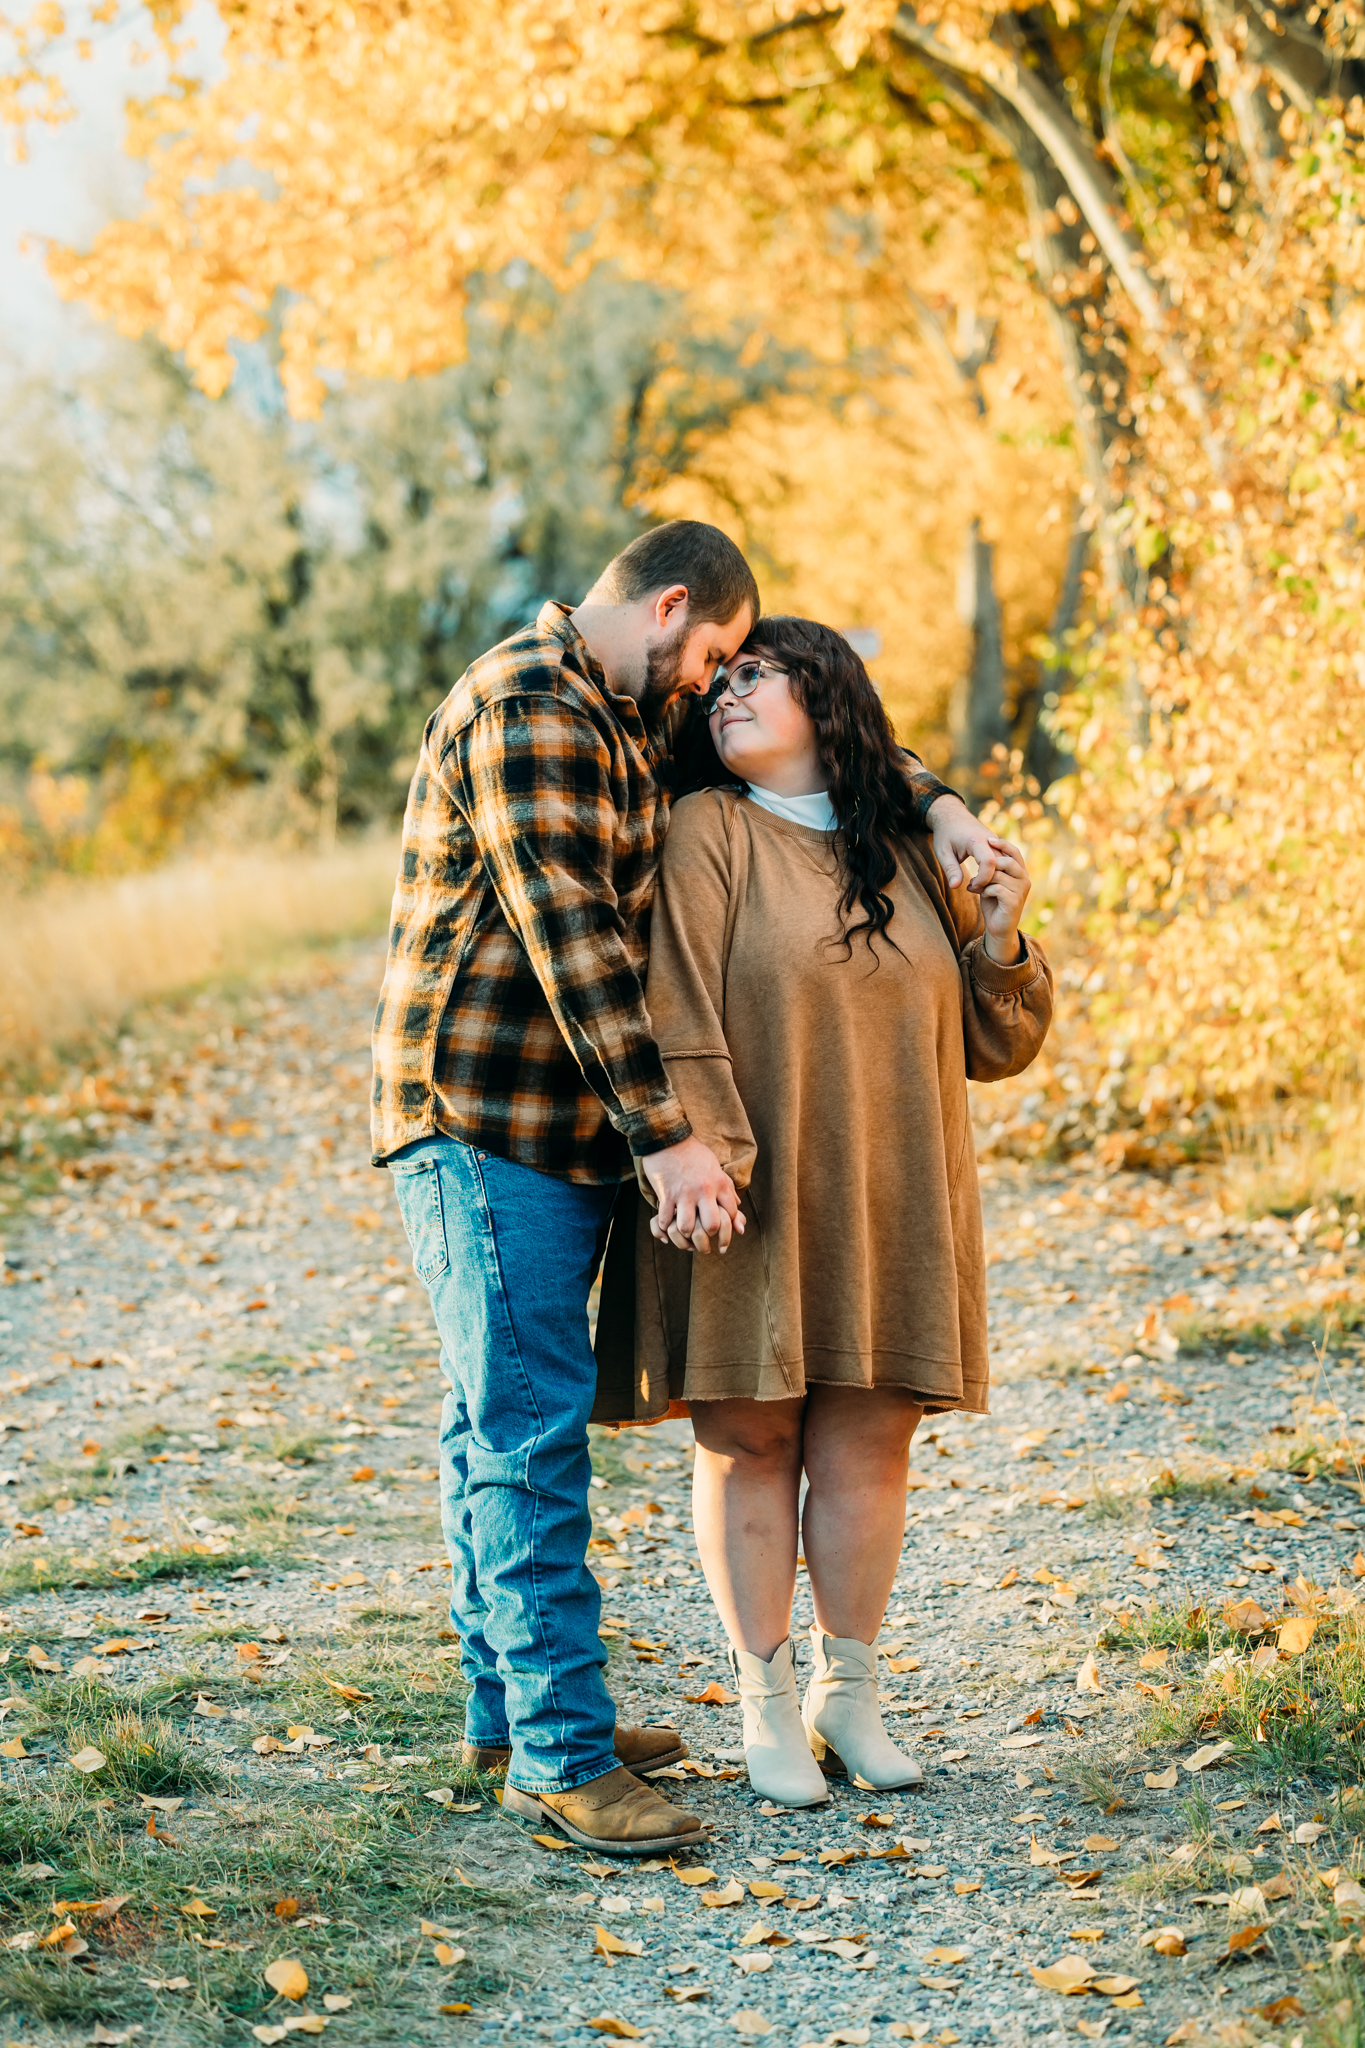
[593,1926,644,1958]
[264,1958,309,2001]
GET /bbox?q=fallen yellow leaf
[1277,1615,1317,1655]
[1076,1652,1104,1695]
[1030,1955,1096,1995]
[1183,1740,1234,1773]
[585,2021,643,2040]
[701,1880,745,1907]
[593,1925,643,1958]
[264,1957,308,2001]
[1145,1766,1179,1790]
[671,1865,718,1886]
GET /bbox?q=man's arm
[450,697,741,1238]
[451,695,689,1152]
[898,750,1007,895]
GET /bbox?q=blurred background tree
[3,0,1365,1143]
[0,265,799,871]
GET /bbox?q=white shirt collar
[743,783,837,832]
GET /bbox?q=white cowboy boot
[728,1638,830,1807]
[802,1625,924,1790]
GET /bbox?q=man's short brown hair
[599,519,759,630]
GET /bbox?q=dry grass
[0,836,398,1061]
[1221,1091,1365,1221]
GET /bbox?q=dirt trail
[2,942,1364,2048]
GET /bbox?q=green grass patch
[0,1647,544,2040]
[0,1538,287,1596]
[1135,1604,1365,1789]
[1084,1479,1146,1523]
[1148,1463,1249,1503]
[1099,1596,1230,1655]
[1169,1308,1278,1354]
[74,1707,221,1800]
[0,1768,542,2043]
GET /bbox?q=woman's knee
[692,1398,804,1471]
[802,1388,923,1485]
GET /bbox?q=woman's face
[708,651,826,794]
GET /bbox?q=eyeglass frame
[703,655,790,711]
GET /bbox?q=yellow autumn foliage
[4,0,1365,1122]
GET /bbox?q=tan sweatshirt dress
[591,785,1054,1424]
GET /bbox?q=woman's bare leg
[800,1385,924,1642]
[689,1397,806,1660]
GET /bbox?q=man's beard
[637,622,689,729]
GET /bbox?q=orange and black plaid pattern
[371,602,693,1182]
[371,600,953,1184]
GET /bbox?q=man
[372,519,997,1853]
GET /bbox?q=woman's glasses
[706,657,789,707]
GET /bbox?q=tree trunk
[951,518,1012,789]
[1024,511,1089,788]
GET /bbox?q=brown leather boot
[502,1764,705,1855]
[461,1722,686,1776]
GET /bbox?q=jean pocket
[389,1156,450,1284]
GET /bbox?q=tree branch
[892,4,1224,463]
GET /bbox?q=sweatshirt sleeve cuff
[968,933,1045,995]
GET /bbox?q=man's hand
[640,1135,746,1254]
[926,790,1014,896]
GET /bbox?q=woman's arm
[901,830,1054,1082]
[642,791,759,1214]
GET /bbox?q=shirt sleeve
[447,696,693,1158]
[899,749,961,831]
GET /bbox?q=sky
[0,6,222,370]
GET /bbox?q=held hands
[926,792,1030,965]
[640,1134,746,1254]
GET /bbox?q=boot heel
[804,1625,924,1792]
[501,1784,542,1823]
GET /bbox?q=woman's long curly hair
[674,614,923,955]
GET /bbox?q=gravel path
[3,941,1365,2048]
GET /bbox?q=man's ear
[652,583,690,630]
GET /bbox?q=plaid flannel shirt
[371,600,952,1185]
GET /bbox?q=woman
[630,618,1052,1806]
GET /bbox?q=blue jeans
[387,1134,620,1793]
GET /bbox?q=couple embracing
[371,521,1052,1854]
